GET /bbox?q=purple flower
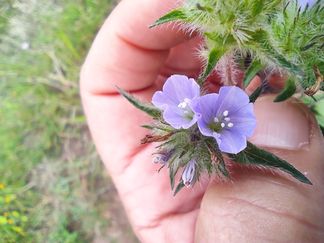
[152,75,200,129]
[182,160,196,187]
[153,150,173,165]
[193,86,256,154]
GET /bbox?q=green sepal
[274,78,297,102]
[149,9,187,28]
[198,48,221,84]
[117,87,161,118]
[249,85,263,103]
[173,181,185,196]
[169,165,177,190]
[169,156,179,190]
[229,142,312,185]
[168,149,184,190]
[243,59,263,88]
[206,139,229,177]
[141,124,173,132]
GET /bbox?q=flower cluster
[152,75,256,154]
[152,75,256,187]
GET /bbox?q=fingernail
[250,95,310,150]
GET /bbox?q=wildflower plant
[0,183,28,241]
[119,0,321,194]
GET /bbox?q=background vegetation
[0,0,137,242]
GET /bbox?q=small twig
[141,132,175,144]
[305,66,323,96]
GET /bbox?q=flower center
[208,110,234,132]
[178,98,191,109]
[178,98,194,120]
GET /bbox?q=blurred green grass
[0,0,137,242]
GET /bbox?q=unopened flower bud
[182,160,196,187]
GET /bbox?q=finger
[80,0,200,175]
[195,96,324,242]
[81,0,199,95]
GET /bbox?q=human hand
[80,0,324,242]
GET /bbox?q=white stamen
[213,117,219,123]
[224,117,230,122]
[221,123,225,128]
[178,102,187,108]
[228,122,234,128]
[223,110,229,117]
[178,98,190,109]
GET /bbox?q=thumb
[195,95,324,242]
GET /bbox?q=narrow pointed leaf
[198,48,221,84]
[169,166,176,190]
[206,139,229,177]
[141,124,173,132]
[249,85,263,103]
[251,31,303,77]
[274,78,297,102]
[264,45,302,77]
[117,87,161,118]
[229,142,312,185]
[173,181,185,196]
[149,9,187,28]
[168,152,182,190]
[244,59,263,87]
[216,154,229,178]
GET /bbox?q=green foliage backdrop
[0,1,137,242]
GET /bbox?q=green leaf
[117,87,161,118]
[265,48,301,77]
[198,48,221,84]
[230,142,312,185]
[251,0,264,17]
[251,31,303,77]
[244,59,263,87]
[274,78,297,102]
[173,181,185,196]
[149,9,187,28]
[249,85,263,103]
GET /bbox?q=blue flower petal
[230,103,256,137]
[163,75,200,102]
[152,90,178,110]
[193,94,219,137]
[163,107,198,129]
[194,86,256,153]
[192,94,219,124]
[218,129,247,154]
[215,86,250,116]
[152,75,200,129]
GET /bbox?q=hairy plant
[152,0,323,98]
